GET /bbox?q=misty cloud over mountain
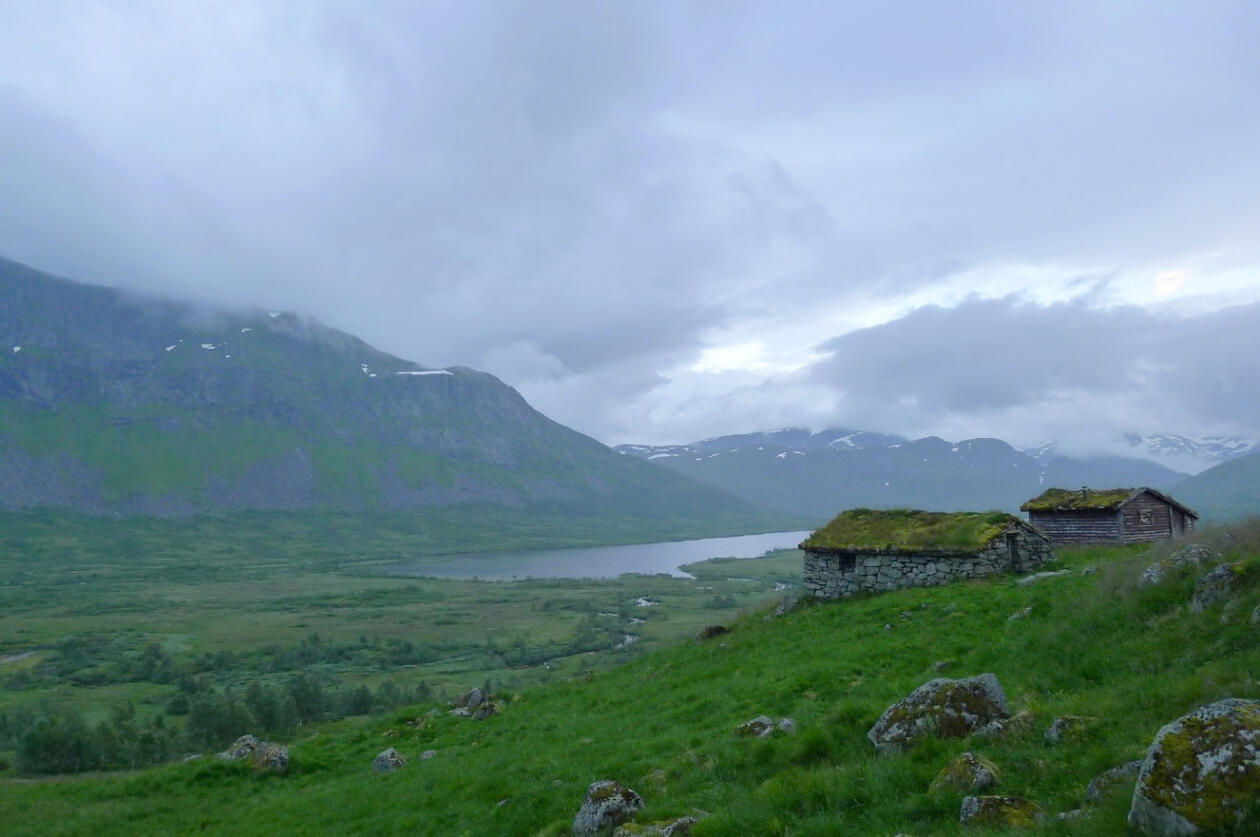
[2,3,1258,446]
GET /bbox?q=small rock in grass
[1016,569,1072,586]
[573,780,644,836]
[372,747,405,773]
[959,795,1045,827]
[735,716,775,738]
[1044,715,1092,744]
[696,625,729,640]
[1008,607,1033,622]
[929,752,1000,793]
[1086,760,1141,803]
[420,750,437,760]
[975,710,1035,740]
[612,816,697,836]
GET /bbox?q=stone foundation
[803,528,1054,599]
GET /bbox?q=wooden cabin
[800,509,1054,599]
[1020,487,1198,546]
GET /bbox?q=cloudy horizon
[3,2,1258,452]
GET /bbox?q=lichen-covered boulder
[868,673,1009,754]
[216,734,289,774]
[1128,699,1260,835]
[1190,563,1243,612]
[1087,760,1141,803]
[959,795,1045,827]
[373,747,405,773]
[255,741,289,774]
[612,816,697,836]
[217,734,260,761]
[573,780,644,835]
[929,752,1000,794]
[1044,715,1092,744]
[1141,544,1220,587]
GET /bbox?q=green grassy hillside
[5,523,1259,835]
[1175,452,1260,521]
[0,256,782,530]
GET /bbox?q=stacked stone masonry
[803,528,1054,599]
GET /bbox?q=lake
[386,530,811,580]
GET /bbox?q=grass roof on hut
[1020,487,1134,512]
[800,508,1017,554]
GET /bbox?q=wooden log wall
[1120,493,1175,543]
[1027,509,1121,544]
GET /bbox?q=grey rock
[573,780,644,836]
[1044,715,1091,744]
[735,715,776,738]
[612,817,696,836]
[1016,569,1072,586]
[372,747,405,773]
[776,717,797,735]
[1086,760,1141,803]
[420,749,437,760]
[1008,606,1033,621]
[959,795,1045,827]
[1128,698,1260,835]
[868,673,1009,753]
[929,752,1000,793]
[1191,563,1241,612]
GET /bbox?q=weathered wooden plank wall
[1028,509,1120,544]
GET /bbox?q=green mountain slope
[1174,452,1260,521]
[0,257,781,529]
[4,531,1259,835]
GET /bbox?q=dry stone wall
[803,529,1054,599]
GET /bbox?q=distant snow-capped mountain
[617,427,1188,517]
[1122,433,1256,462]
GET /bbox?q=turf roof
[1020,487,1135,512]
[800,508,1018,554]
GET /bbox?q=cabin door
[1006,533,1019,571]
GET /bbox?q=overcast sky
[3,2,1258,451]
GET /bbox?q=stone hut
[801,509,1054,599]
[1020,486,1198,546]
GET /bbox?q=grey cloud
[2,3,1259,444]
[808,297,1260,444]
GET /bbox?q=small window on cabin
[1139,509,1153,525]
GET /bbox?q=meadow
[0,510,801,768]
[3,516,1259,834]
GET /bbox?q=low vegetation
[3,518,1259,834]
[801,508,1014,553]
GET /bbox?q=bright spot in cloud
[1155,270,1189,297]
[690,341,773,373]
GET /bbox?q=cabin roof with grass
[800,508,1029,555]
[1021,487,1198,517]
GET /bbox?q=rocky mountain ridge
[0,256,770,526]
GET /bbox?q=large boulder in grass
[573,781,644,835]
[1190,563,1244,613]
[1128,699,1260,835]
[868,674,1009,754]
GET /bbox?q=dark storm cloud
[1,2,1258,442]
[808,297,1260,443]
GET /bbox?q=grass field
[3,519,1259,834]
[0,510,803,736]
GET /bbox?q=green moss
[801,509,1015,553]
[1020,487,1134,511]
[1142,704,1260,829]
